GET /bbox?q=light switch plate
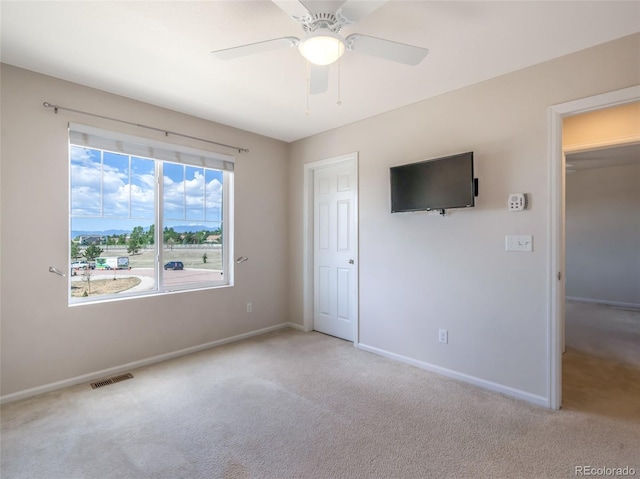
[506,235,533,252]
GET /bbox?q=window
[69,124,234,303]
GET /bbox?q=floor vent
[90,372,134,389]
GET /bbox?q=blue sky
[71,146,223,233]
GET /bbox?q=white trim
[303,153,359,344]
[548,85,640,410]
[284,322,309,331]
[0,323,295,405]
[563,136,640,154]
[68,128,234,305]
[566,297,640,310]
[358,343,548,408]
[225,169,234,286]
[69,122,235,169]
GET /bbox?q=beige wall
[0,65,289,397]
[288,34,640,402]
[2,34,639,404]
[566,163,640,304]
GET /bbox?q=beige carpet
[565,300,640,368]
[1,328,639,479]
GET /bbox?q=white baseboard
[357,343,549,408]
[566,296,640,309]
[0,322,296,405]
[285,322,309,332]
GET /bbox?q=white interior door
[313,159,357,341]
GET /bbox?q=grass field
[71,247,223,298]
[97,246,223,270]
[71,277,141,297]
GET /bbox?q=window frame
[68,123,235,305]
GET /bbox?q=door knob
[348,259,354,264]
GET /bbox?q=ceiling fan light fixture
[299,31,345,65]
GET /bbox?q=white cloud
[71,186,101,215]
[70,146,97,166]
[71,148,222,223]
[102,167,128,194]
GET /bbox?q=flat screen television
[390,151,476,214]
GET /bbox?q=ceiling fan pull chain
[305,60,311,116]
[337,56,342,106]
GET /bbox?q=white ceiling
[1,1,639,143]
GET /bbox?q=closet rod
[42,102,249,153]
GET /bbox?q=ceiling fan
[210,0,429,95]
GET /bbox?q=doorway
[548,86,640,409]
[303,153,359,343]
[565,140,640,361]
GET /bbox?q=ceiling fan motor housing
[302,12,344,33]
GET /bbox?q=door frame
[303,152,359,344]
[547,85,639,410]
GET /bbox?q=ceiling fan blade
[272,0,312,21]
[300,1,344,15]
[309,64,329,94]
[337,0,386,22]
[345,34,428,66]
[211,37,299,60]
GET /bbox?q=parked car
[164,261,184,270]
[71,261,89,270]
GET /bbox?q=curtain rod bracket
[43,102,59,114]
[42,101,249,153]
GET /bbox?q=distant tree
[71,241,81,260]
[84,244,103,262]
[197,231,208,244]
[146,224,155,245]
[117,234,127,245]
[202,253,208,264]
[131,226,144,239]
[163,227,179,244]
[182,232,195,244]
[129,226,146,253]
[127,238,140,255]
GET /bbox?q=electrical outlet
[438,329,448,344]
[246,302,252,313]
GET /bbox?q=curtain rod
[42,102,249,153]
